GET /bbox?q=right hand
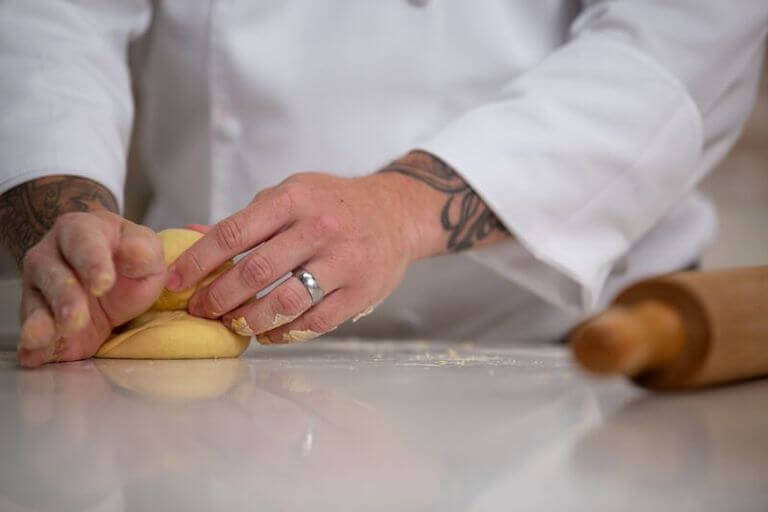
[17,211,166,368]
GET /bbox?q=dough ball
[95,310,250,359]
[152,229,232,311]
[96,228,250,360]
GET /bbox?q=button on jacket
[1,1,766,341]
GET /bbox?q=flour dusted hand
[17,211,166,368]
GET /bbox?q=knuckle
[92,209,119,222]
[306,313,334,334]
[54,211,78,227]
[312,213,340,239]
[54,285,82,312]
[187,250,206,275]
[36,267,61,292]
[133,223,159,241]
[273,185,299,216]
[214,217,245,252]
[240,253,273,289]
[249,187,270,204]
[274,285,309,316]
[55,211,90,232]
[22,246,43,271]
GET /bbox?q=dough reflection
[96,358,245,400]
[4,358,438,511]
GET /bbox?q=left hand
[166,171,426,344]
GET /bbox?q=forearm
[0,176,118,267]
[378,150,511,259]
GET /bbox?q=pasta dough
[95,229,250,359]
[152,229,233,311]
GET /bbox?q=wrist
[364,162,450,262]
[0,175,119,267]
[376,150,512,258]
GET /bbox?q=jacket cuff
[418,36,702,311]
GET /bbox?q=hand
[167,171,425,343]
[17,211,166,368]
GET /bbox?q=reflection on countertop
[0,339,765,511]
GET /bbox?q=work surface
[0,339,765,512]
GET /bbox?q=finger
[257,288,357,345]
[189,219,329,318]
[18,338,64,369]
[222,259,342,340]
[167,187,294,292]
[18,287,57,351]
[56,213,116,297]
[185,224,212,234]
[114,221,166,279]
[222,279,312,339]
[24,248,89,337]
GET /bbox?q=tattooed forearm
[0,176,118,266]
[380,151,509,252]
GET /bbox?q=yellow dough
[95,228,250,360]
[152,229,233,311]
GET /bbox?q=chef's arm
[0,1,153,263]
[0,176,118,267]
[416,0,767,312]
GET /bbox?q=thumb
[99,222,167,327]
[114,222,166,279]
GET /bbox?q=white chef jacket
[1,1,766,342]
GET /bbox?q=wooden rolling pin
[569,266,768,390]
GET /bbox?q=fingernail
[90,272,114,297]
[166,267,182,291]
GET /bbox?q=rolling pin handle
[570,300,687,377]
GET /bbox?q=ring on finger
[293,268,325,306]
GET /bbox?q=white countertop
[0,338,766,512]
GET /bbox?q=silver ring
[294,268,325,305]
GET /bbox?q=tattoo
[0,176,118,266]
[380,151,509,252]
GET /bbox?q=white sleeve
[0,0,152,211]
[419,0,768,313]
